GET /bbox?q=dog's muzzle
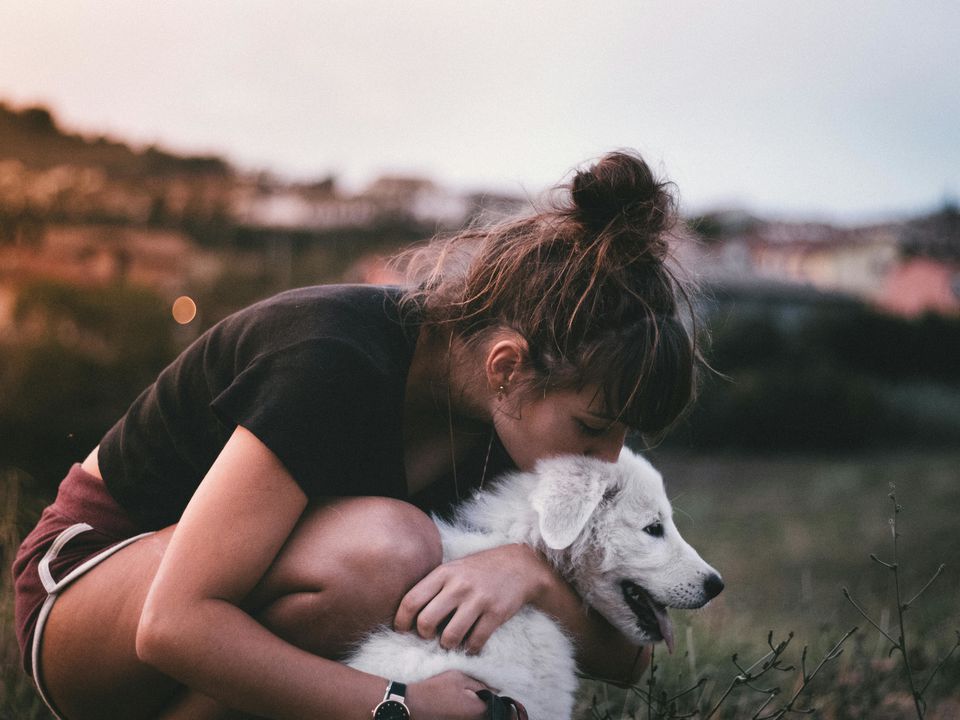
[621,580,675,653]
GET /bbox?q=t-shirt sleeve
[209,339,379,497]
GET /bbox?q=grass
[1,469,52,720]
[577,450,960,719]
[648,451,960,637]
[842,487,960,719]
[3,453,959,719]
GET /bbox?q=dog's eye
[643,521,664,538]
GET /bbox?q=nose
[703,573,724,600]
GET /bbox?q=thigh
[40,496,441,720]
[40,525,180,720]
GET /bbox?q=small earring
[497,384,506,401]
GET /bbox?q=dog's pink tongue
[654,606,675,654]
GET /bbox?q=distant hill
[0,102,231,179]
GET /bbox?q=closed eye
[643,521,664,538]
[576,419,607,437]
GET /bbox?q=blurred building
[231,173,484,231]
[692,211,960,317]
[877,257,960,317]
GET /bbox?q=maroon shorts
[12,463,155,708]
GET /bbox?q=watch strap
[384,680,407,702]
[372,680,410,719]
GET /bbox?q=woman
[14,150,703,720]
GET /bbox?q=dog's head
[529,448,723,652]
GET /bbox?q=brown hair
[399,150,703,442]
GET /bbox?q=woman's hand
[406,670,491,720]
[394,543,550,654]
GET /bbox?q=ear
[529,457,609,550]
[484,331,528,393]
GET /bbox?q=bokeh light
[172,295,197,324]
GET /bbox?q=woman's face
[493,384,628,472]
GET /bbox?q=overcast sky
[1,1,958,223]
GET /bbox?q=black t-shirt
[99,284,422,530]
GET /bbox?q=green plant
[1,471,55,720]
[843,485,960,719]
[587,628,855,720]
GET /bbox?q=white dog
[346,448,723,719]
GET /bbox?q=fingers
[438,602,481,650]
[412,581,494,650]
[396,551,530,653]
[394,571,444,631]
[452,672,494,715]
[400,582,491,652]
[397,566,475,643]
[408,670,492,719]
[461,612,501,655]
[456,671,489,694]
[417,595,459,641]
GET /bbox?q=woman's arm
[395,543,649,686]
[136,425,487,720]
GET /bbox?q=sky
[1,1,958,223]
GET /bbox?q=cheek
[500,410,579,470]
[531,412,582,453]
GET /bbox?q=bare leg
[155,690,251,720]
[39,497,442,720]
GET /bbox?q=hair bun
[570,151,676,242]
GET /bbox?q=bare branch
[703,675,744,720]
[918,631,960,697]
[773,627,858,720]
[870,553,898,570]
[843,588,900,648]
[750,691,778,719]
[903,564,946,610]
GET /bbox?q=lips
[621,580,675,654]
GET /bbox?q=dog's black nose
[703,573,724,600]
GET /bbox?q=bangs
[581,317,695,438]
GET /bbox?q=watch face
[373,700,410,720]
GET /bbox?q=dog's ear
[530,457,610,550]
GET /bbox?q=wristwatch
[372,680,410,719]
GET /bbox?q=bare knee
[291,496,442,598]
[346,497,443,587]
[252,497,441,657]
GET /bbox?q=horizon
[1,1,957,225]
[4,97,955,232]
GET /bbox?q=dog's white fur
[346,448,721,719]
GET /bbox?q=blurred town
[2,101,960,490]
[4,102,960,316]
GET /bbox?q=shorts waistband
[50,464,141,539]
